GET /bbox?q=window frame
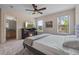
[36,20,44,32]
[57,15,70,34]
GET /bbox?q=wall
[0,8,1,43]
[36,8,75,35]
[0,8,35,43]
[75,5,79,36]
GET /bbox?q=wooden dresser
[21,28,37,39]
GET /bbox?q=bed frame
[23,42,46,55]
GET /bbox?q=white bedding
[32,35,79,55]
[24,34,52,46]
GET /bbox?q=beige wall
[0,8,35,43]
[36,8,75,35]
[75,5,79,25]
[0,8,1,43]
[75,5,79,35]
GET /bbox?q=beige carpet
[0,39,35,55]
[0,40,24,55]
[16,48,34,55]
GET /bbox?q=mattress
[32,35,79,55]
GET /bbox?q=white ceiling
[0,4,76,18]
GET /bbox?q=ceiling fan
[25,4,46,14]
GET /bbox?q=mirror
[24,22,34,29]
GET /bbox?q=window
[37,20,43,32]
[57,16,69,34]
[25,22,28,28]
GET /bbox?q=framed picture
[45,21,53,28]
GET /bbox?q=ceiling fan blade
[38,7,46,11]
[32,4,36,7]
[25,9,34,11]
[32,4,37,10]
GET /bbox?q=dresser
[21,28,37,39]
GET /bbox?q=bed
[23,34,79,55]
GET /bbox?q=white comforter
[32,35,79,55]
[24,34,52,46]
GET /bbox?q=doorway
[6,16,16,40]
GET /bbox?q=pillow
[63,41,79,50]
